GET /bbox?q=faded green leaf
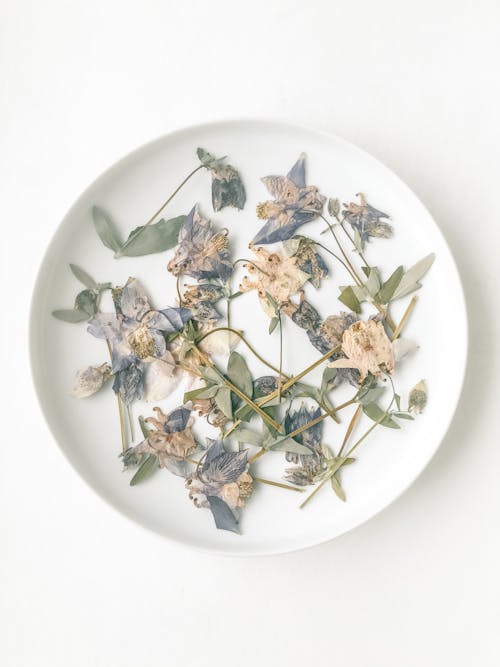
[227,351,253,398]
[393,253,436,300]
[338,285,362,313]
[232,427,263,446]
[269,316,279,334]
[201,367,223,385]
[138,415,150,439]
[392,412,414,420]
[52,308,89,323]
[364,267,381,297]
[183,384,219,402]
[228,291,243,300]
[331,474,346,501]
[130,454,158,486]
[74,289,97,317]
[353,228,364,254]
[358,385,386,406]
[92,206,123,253]
[117,216,185,257]
[215,387,233,419]
[328,198,340,217]
[362,403,400,429]
[376,266,404,304]
[69,264,97,289]
[270,438,312,455]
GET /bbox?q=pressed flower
[252,154,326,245]
[127,405,196,474]
[192,397,228,428]
[408,380,427,414]
[283,405,327,486]
[72,363,111,398]
[167,205,232,282]
[281,292,322,331]
[329,319,395,382]
[197,148,246,211]
[343,193,393,243]
[239,245,309,316]
[182,282,226,323]
[283,237,328,288]
[186,439,252,532]
[88,278,191,404]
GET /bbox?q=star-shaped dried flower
[87,278,191,404]
[252,154,326,245]
[167,205,232,282]
[239,245,310,316]
[343,193,393,243]
[283,236,328,288]
[328,319,395,382]
[186,439,253,533]
[126,405,196,476]
[197,148,246,211]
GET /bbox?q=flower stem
[105,339,127,452]
[391,295,418,341]
[337,404,362,457]
[119,164,204,254]
[254,477,304,493]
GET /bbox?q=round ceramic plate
[30,120,467,555]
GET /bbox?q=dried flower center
[128,325,155,359]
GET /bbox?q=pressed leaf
[338,285,362,313]
[232,427,263,446]
[362,403,400,429]
[270,438,312,455]
[393,253,436,300]
[201,367,224,385]
[376,266,404,304]
[353,228,364,254]
[227,351,253,398]
[92,206,123,253]
[364,267,381,297]
[328,198,340,217]
[269,316,279,334]
[392,412,414,420]
[138,416,150,439]
[207,496,239,533]
[52,308,89,323]
[331,474,346,501]
[228,291,243,300]
[130,454,158,486]
[358,385,386,406]
[183,384,219,402]
[117,216,185,257]
[69,264,97,289]
[215,387,233,419]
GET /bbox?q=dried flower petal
[72,363,111,398]
[329,319,394,382]
[343,193,392,243]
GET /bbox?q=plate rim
[29,117,469,556]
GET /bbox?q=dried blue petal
[168,206,232,281]
[253,375,279,397]
[163,406,191,434]
[203,450,248,484]
[119,278,151,320]
[112,362,144,404]
[285,405,322,449]
[343,194,393,243]
[252,155,326,245]
[202,439,226,469]
[207,496,239,533]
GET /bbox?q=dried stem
[337,404,362,457]
[105,339,127,452]
[254,477,304,493]
[391,295,418,341]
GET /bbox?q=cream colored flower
[72,363,111,398]
[329,319,394,382]
[239,245,309,316]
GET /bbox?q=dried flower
[197,148,246,211]
[240,245,309,316]
[167,205,232,281]
[252,154,326,245]
[283,237,329,288]
[88,278,191,404]
[408,380,427,414]
[72,363,111,398]
[283,405,327,486]
[127,405,196,474]
[343,193,392,243]
[329,319,395,382]
[182,282,226,323]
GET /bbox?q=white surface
[30,119,466,555]
[1,0,499,664]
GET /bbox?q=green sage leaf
[69,264,97,289]
[74,289,97,317]
[362,403,400,429]
[392,253,436,300]
[338,285,362,313]
[269,316,279,334]
[227,351,253,398]
[270,438,312,455]
[376,266,404,304]
[52,308,89,323]
[130,454,158,486]
[92,206,123,253]
[215,387,233,419]
[117,216,185,257]
[183,385,219,402]
[331,474,346,501]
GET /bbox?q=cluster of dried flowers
[53,148,433,534]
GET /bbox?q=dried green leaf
[232,427,263,446]
[376,266,404,304]
[227,351,253,398]
[353,228,364,254]
[338,285,362,313]
[228,291,243,300]
[358,385,386,406]
[117,216,185,257]
[130,454,158,486]
[215,387,233,419]
[328,198,340,217]
[270,438,312,455]
[269,316,279,334]
[393,254,435,300]
[364,267,381,297]
[69,264,97,289]
[74,289,97,317]
[362,403,400,429]
[52,308,89,323]
[92,206,123,253]
[184,385,219,402]
[392,412,414,420]
[331,474,346,501]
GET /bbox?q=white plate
[30,119,467,555]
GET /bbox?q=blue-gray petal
[156,307,193,331]
[202,439,226,471]
[251,217,305,245]
[120,278,151,321]
[203,450,248,484]
[207,496,240,533]
[112,362,144,404]
[287,155,306,188]
[164,405,191,433]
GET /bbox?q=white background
[1,1,499,665]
